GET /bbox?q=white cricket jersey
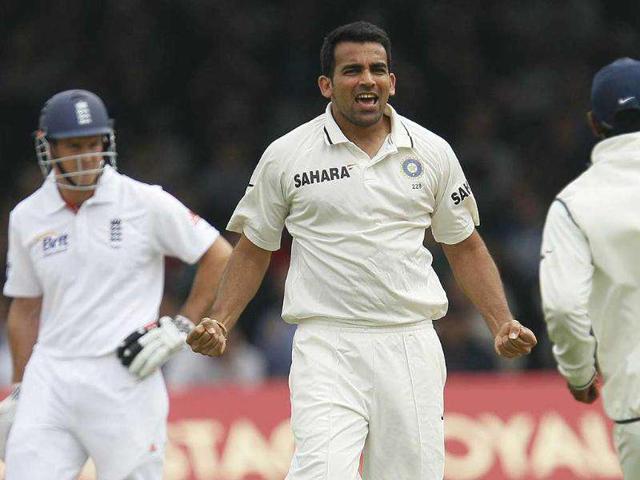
[228,103,479,326]
[540,132,640,421]
[4,166,219,357]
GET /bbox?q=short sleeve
[148,188,219,265]
[431,144,480,244]
[3,211,43,297]
[226,144,290,251]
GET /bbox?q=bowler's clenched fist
[187,318,228,356]
[494,319,537,358]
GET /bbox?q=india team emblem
[401,158,423,178]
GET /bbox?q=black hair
[320,21,392,78]
[603,109,640,137]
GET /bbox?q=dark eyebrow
[340,61,388,72]
[341,63,363,71]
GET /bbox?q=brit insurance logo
[41,232,70,256]
[401,158,424,178]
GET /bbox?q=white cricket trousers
[5,347,168,480]
[286,319,446,480]
[614,421,640,479]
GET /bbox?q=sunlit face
[318,41,396,128]
[50,135,104,187]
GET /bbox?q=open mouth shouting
[355,92,379,110]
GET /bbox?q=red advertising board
[0,373,624,479]
[443,374,621,480]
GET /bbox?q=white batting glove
[117,315,194,379]
[0,383,20,460]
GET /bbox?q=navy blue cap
[591,58,640,129]
[39,89,113,139]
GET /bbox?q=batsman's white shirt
[540,132,640,422]
[3,165,219,357]
[228,103,479,326]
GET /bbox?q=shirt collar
[41,165,120,214]
[592,131,640,165]
[323,103,414,149]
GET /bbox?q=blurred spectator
[436,307,497,373]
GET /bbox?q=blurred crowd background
[1,0,639,387]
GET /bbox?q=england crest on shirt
[110,218,122,248]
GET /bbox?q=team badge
[401,158,423,178]
[110,218,122,248]
[74,101,92,125]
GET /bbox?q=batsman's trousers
[5,347,167,480]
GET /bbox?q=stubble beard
[344,106,385,128]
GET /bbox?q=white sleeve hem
[183,229,220,265]
[434,220,475,245]
[242,225,281,251]
[3,286,43,298]
[561,366,597,389]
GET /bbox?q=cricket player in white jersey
[540,58,640,479]
[188,21,537,479]
[0,89,232,479]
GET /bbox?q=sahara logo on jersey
[294,165,352,188]
[451,182,472,205]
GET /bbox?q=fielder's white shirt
[540,132,640,421]
[4,166,219,357]
[228,103,479,326]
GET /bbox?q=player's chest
[288,152,437,225]
[25,206,150,285]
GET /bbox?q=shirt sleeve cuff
[434,220,476,245]
[242,225,281,251]
[3,287,43,298]
[560,365,597,389]
[184,228,220,265]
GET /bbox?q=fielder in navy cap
[541,56,640,479]
[590,57,640,135]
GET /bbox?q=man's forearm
[7,298,41,383]
[179,236,233,323]
[207,234,272,331]
[442,231,512,336]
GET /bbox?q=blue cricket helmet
[39,89,114,139]
[35,89,117,190]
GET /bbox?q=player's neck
[334,112,391,158]
[58,187,95,212]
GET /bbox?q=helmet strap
[55,162,79,187]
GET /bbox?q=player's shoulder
[111,171,171,214]
[398,114,453,156]
[555,165,596,204]
[9,184,51,226]
[116,171,164,196]
[262,114,327,164]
